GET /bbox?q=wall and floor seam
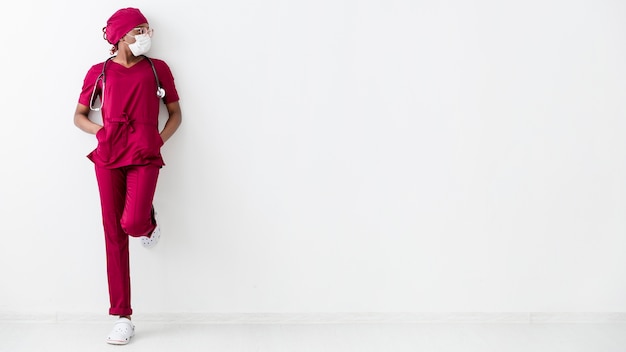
[3,312,626,324]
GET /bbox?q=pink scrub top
[78,57,180,169]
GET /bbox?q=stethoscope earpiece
[157,87,166,98]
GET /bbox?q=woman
[73,7,181,345]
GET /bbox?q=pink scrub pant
[95,164,159,316]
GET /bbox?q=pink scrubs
[79,57,179,316]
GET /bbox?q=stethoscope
[89,55,166,111]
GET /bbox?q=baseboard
[3,312,626,324]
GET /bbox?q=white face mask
[128,34,151,56]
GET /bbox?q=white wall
[1,0,626,317]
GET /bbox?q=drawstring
[105,113,135,148]
[112,113,135,133]
[108,113,155,129]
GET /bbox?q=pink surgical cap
[104,8,148,45]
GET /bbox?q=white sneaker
[106,317,134,345]
[141,209,160,249]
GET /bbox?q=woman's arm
[160,101,182,143]
[74,103,102,135]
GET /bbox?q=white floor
[2,321,626,352]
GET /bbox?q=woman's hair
[102,27,118,55]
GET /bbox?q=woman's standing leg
[95,165,133,316]
[94,164,160,317]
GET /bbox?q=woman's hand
[74,103,103,135]
[160,101,182,143]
